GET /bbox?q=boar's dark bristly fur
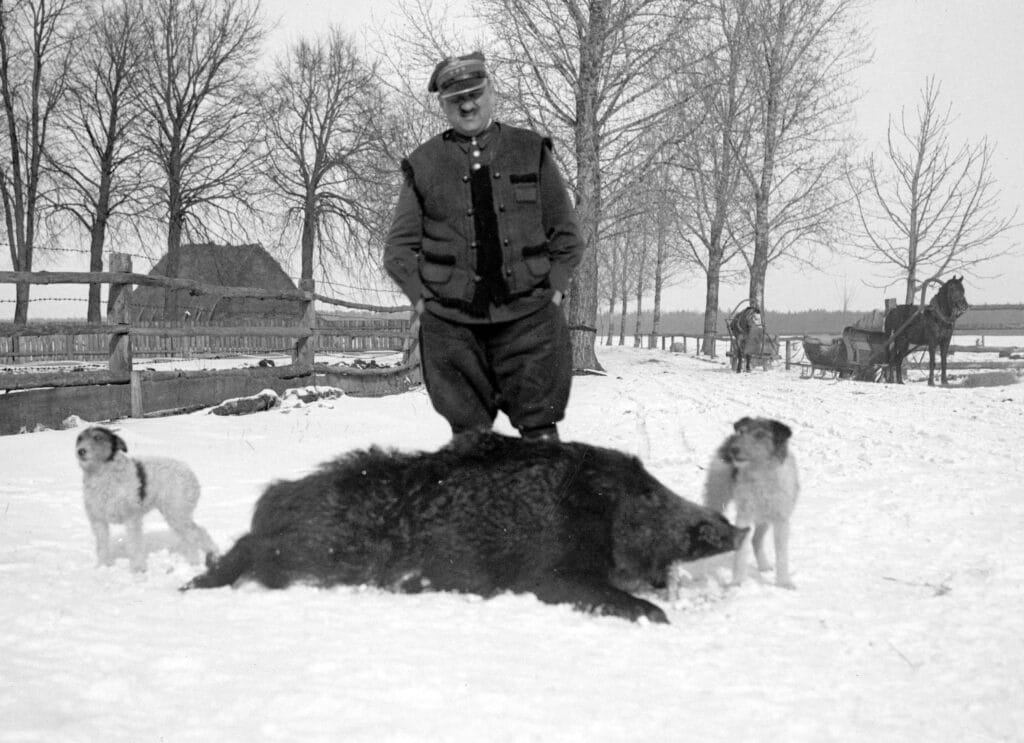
[183,431,743,623]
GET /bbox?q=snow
[2,345,1023,742]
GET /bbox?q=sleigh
[802,326,891,381]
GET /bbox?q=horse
[884,276,969,386]
[728,304,763,373]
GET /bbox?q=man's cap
[428,52,489,99]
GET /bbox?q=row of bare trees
[1,0,1017,370]
[2,0,393,325]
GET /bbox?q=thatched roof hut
[129,243,303,322]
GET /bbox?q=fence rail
[0,256,421,435]
[0,318,410,362]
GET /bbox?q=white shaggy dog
[76,426,217,572]
[703,417,799,589]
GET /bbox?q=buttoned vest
[403,124,553,308]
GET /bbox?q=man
[384,52,584,441]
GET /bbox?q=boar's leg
[181,534,256,590]
[525,574,669,624]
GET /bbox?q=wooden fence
[0,255,420,435]
[1,317,410,362]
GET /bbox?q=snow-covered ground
[1,345,1022,742]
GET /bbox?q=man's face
[440,82,494,137]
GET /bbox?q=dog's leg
[124,517,147,572]
[90,519,113,567]
[773,518,795,589]
[166,516,219,565]
[730,518,752,587]
[751,522,773,572]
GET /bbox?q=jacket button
[462,175,469,182]
[466,209,473,217]
[473,274,482,282]
[498,204,505,212]
[493,171,501,179]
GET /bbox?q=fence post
[107,252,133,362]
[785,338,792,370]
[293,278,316,371]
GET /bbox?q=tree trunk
[87,185,112,323]
[164,214,183,320]
[632,289,643,348]
[617,293,627,346]
[702,260,721,357]
[163,149,184,319]
[605,292,616,346]
[750,181,770,310]
[87,222,106,323]
[565,0,607,373]
[650,216,666,350]
[301,195,316,282]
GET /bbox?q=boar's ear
[733,417,753,432]
[770,420,792,444]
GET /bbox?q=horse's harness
[924,286,967,326]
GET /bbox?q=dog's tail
[181,533,255,590]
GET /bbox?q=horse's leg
[892,344,905,384]
[939,336,951,385]
[927,344,937,386]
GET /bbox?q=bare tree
[598,228,622,345]
[0,0,77,323]
[850,76,1019,303]
[138,0,265,319]
[668,0,751,354]
[737,0,866,311]
[479,0,697,371]
[262,29,391,288]
[46,0,148,322]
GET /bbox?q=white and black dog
[75,426,217,572]
[703,417,799,589]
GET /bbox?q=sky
[4,0,1022,317]
[256,0,1024,313]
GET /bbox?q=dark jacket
[384,122,584,324]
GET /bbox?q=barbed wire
[0,296,88,305]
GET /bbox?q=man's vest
[404,124,554,310]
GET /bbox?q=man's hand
[551,290,563,306]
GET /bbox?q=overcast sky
[11,0,1020,316]
[260,0,1022,312]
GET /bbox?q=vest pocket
[513,184,538,203]
[420,250,473,300]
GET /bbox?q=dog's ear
[733,417,753,432]
[770,420,792,444]
[103,429,128,458]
